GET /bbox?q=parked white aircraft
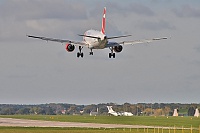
[27,7,167,58]
[107,106,133,116]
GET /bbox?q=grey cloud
[1,1,200,104]
[172,5,200,18]
[89,2,155,18]
[191,45,200,69]
[136,20,175,31]
[0,0,88,42]
[128,3,155,16]
[0,0,87,21]
[6,74,37,79]
[101,2,155,16]
[194,45,200,53]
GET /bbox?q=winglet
[101,7,106,35]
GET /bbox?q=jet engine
[114,45,123,53]
[66,44,75,52]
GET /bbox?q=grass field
[0,127,199,133]
[0,115,200,128]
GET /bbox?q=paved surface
[0,118,195,130]
[0,118,151,128]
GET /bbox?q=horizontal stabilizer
[78,34,100,40]
[107,35,132,39]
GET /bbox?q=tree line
[0,103,199,116]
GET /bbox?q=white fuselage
[107,106,133,116]
[122,112,134,116]
[84,30,108,49]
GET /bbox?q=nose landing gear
[109,47,115,58]
[77,46,84,58]
[89,49,93,55]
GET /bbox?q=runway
[0,118,151,128]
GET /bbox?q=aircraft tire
[77,53,80,58]
[113,53,115,58]
[109,53,111,58]
[109,53,115,58]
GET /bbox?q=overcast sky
[0,0,200,104]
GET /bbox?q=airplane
[27,7,167,58]
[107,106,133,116]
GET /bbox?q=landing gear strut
[77,46,83,58]
[89,49,93,55]
[109,47,115,58]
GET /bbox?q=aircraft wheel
[113,53,115,58]
[89,52,93,55]
[77,53,80,58]
[81,53,84,58]
[109,53,111,58]
[109,53,115,58]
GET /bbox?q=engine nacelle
[66,44,75,52]
[114,45,123,53]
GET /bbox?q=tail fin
[101,7,106,35]
[107,106,114,113]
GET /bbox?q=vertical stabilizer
[101,7,106,35]
[107,106,114,113]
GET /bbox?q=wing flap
[27,35,87,46]
[119,37,168,45]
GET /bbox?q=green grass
[0,115,200,128]
[179,109,188,114]
[0,127,199,133]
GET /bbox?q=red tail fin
[101,7,106,35]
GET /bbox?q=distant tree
[99,107,107,114]
[168,111,173,116]
[0,107,15,115]
[84,105,96,114]
[188,107,195,116]
[56,110,62,115]
[123,103,131,112]
[16,108,30,115]
[144,108,152,116]
[163,106,171,116]
[33,107,45,115]
[45,107,55,115]
[153,109,163,116]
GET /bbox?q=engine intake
[66,44,75,52]
[114,45,123,53]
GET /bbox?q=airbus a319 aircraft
[27,7,167,58]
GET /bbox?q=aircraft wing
[118,37,168,45]
[27,35,87,46]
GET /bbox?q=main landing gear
[76,47,116,58]
[77,47,94,58]
[109,47,115,58]
[77,46,83,58]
